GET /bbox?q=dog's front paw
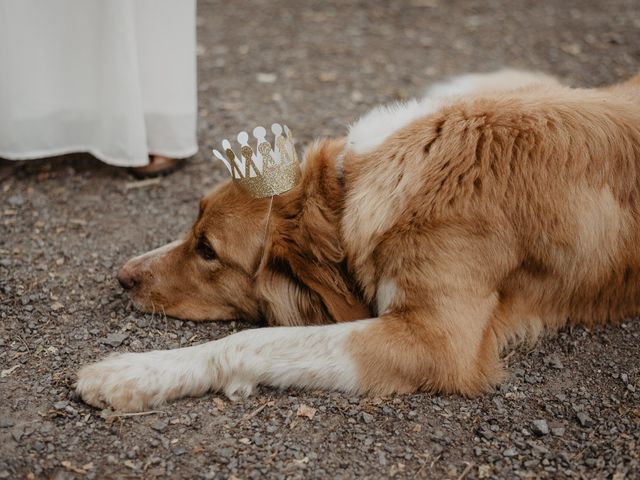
[76,353,169,412]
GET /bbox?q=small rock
[50,302,64,312]
[53,401,68,410]
[100,333,128,348]
[256,73,277,84]
[135,317,149,328]
[150,420,168,432]
[620,373,628,383]
[361,412,374,424]
[0,418,15,428]
[217,448,232,458]
[530,419,549,436]
[551,426,565,437]
[576,412,594,428]
[8,195,25,206]
[503,448,517,458]
[478,425,494,440]
[545,355,564,369]
[351,90,364,103]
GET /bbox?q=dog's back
[343,75,640,343]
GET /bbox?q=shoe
[130,155,186,179]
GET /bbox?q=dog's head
[116,139,369,325]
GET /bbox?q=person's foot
[130,155,185,179]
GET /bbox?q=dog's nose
[116,265,138,290]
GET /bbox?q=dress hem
[0,145,199,168]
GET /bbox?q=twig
[124,178,162,190]
[242,403,268,421]
[17,334,30,354]
[457,462,473,480]
[106,410,166,418]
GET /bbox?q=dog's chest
[340,169,408,303]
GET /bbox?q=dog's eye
[196,237,217,261]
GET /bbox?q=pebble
[545,355,564,369]
[531,419,549,436]
[50,302,64,312]
[150,420,168,432]
[576,412,594,428]
[100,332,128,347]
[8,195,25,206]
[503,448,518,458]
[0,418,15,428]
[361,412,374,424]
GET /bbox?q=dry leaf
[51,302,64,311]
[319,71,337,82]
[478,464,492,478]
[213,397,226,411]
[1,365,20,378]
[296,404,317,419]
[61,461,92,474]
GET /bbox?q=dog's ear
[258,242,370,326]
[256,139,370,326]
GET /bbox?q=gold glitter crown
[212,123,302,198]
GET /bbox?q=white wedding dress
[0,0,198,167]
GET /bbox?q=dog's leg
[76,320,375,412]
[77,292,502,411]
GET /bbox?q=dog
[76,69,640,412]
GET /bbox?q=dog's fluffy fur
[77,70,640,412]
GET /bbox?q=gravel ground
[2,0,640,478]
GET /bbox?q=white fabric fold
[0,0,198,167]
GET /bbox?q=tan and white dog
[76,70,640,412]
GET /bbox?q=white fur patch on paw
[76,349,213,412]
[76,353,171,412]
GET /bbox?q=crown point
[271,123,283,136]
[253,126,267,139]
[222,139,231,149]
[237,131,249,145]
